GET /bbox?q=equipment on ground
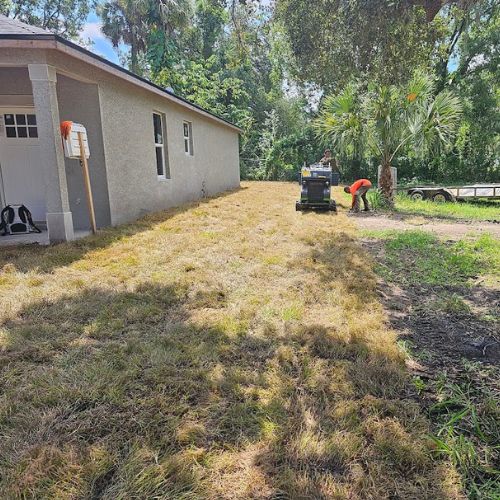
[296,164,337,212]
[0,204,42,235]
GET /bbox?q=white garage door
[0,108,46,221]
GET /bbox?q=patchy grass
[365,228,500,499]
[375,231,499,287]
[429,363,500,500]
[395,195,500,222]
[0,182,462,498]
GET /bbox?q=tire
[432,191,451,203]
[410,190,425,201]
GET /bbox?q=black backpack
[0,205,42,236]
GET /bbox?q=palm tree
[99,0,190,75]
[314,73,462,206]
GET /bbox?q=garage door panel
[0,109,45,221]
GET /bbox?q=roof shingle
[0,14,50,35]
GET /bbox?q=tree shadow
[0,232,462,498]
[0,282,282,497]
[0,187,244,275]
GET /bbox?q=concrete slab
[0,230,91,247]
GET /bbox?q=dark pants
[353,186,370,212]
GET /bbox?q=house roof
[0,14,50,35]
[0,15,242,133]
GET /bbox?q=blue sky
[80,12,124,65]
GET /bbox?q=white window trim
[153,112,169,180]
[183,121,193,156]
[3,112,38,140]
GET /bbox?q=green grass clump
[429,366,500,499]
[395,195,500,222]
[377,231,498,286]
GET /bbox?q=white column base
[46,212,74,243]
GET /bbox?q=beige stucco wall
[0,67,32,94]
[56,74,111,229]
[97,78,240,225]
[0,46,241,227]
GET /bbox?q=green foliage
[98,0,190,74]
[2,0,91,38]
[377,230,492,286]
[276,0,440,89]
[366,190,388,210]
[154,57,251,127]
[315,73,462,201]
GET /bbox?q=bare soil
[352,211,500,240]
[363,239,500,392]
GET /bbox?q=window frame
[3,112,38,140]
[153,111,170,180]
[183,120,194,156]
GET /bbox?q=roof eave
[0,33,243,133]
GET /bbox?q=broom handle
[78,132,97,234]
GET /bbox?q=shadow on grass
[0,231,461,498]
[0,187,244,275]
[0,282,284,497]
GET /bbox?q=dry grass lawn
[0,182,463,498]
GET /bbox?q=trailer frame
[406,184,500,203]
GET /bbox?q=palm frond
[313,85,365,159]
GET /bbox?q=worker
[319,149,339,171]
[344,179,372,212]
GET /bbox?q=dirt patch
[352,212,500,240]
[364,239,500,388]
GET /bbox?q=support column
[28,64,74,243]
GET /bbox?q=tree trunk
[379,159,395,208]
[131,42,139,75]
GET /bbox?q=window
[4,113,38,139]
[153,112,169,179]
[183,121,193,156]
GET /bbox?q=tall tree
[98,0,190,75]
[1,0,92,38]
[275,0,442,90]
[314,73,463,204]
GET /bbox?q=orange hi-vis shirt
[348,179,372,207]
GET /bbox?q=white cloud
[80,22,105,41]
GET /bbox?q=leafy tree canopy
[1,0,91,37]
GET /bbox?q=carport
[0,14,111,245]
[0,63,110,243]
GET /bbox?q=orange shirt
[348,179,372,207]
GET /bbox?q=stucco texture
[0,45,240,229]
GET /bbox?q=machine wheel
[410,190,425,201]
[295,202,303,211]
[329,201,337,212]
[432,191,451,203]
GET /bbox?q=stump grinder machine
[296,164,338,212]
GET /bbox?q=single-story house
[0,14,241,243]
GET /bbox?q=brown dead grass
[0,182,463,498]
